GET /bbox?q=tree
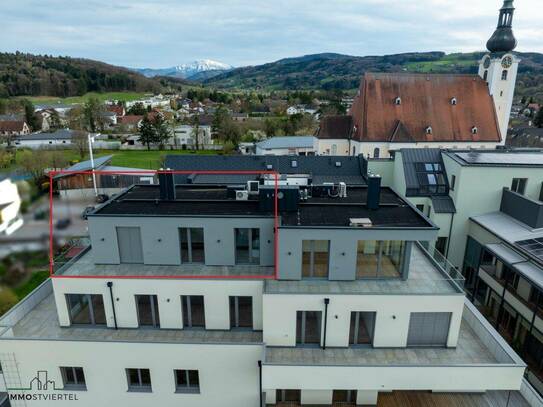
[72,131,89,159]
[18,150,47,185]
[153,114,171,149]
[83,97,104,132]
[138,116,157,150]
[534,108,543,128]
[212,106,230,138]
[127,102,147,116]
[191,115,201,150]
[20,99,39,131]
[49,111,62,130]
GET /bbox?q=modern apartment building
[0,163,527,406]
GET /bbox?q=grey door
[116,227,143,264]
[407,312,451,347]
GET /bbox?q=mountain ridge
[135,59,234,80]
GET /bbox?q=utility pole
[88,133,98,196]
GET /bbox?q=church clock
[501,56,513,69]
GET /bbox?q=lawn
[79,149,221,170]
[12,91,150,105]
[13,271,49,299]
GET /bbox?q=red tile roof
[118,115,143,125]
[0,121,27,132]
[349,73,501,143]
[316,115,353,139]
[107,105,125,116]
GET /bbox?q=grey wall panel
[116,227,143,264]
[407,312,451,346]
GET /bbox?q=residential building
[315,0,518,158]
[14,129,76,148]
[0,177,23,235]
[172,125,212,149]
[463,188,543,394]
[0,121,31,138]
[255,136,317,156]
[34,104,75,118]
[0,167,526,406]
[117,115,143,131]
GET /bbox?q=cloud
[0,0,540,68]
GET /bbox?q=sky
[2,0,541,69]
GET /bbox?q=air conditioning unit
[236,190,249,201]
[338,182,347,198]
[247,180,259,194]
[349,218,372,228]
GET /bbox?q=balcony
[265,243,464,295]
[52,238,274,278]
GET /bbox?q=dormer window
[291,160,298,168]
[425,126,433,135]
[471,126,478,134]
[394,97,402,105]
[450,97,457,106]
[266,164,273,170]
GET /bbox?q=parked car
[55,218,71,230]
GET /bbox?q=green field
[404,54,478,73]
[80,149,220,170]
[13,91,150,105]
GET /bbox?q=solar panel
[455,152,543,165]
[516,238,543,263]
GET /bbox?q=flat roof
[93,185,433,229]
[446,150,543,167]
[256,136,316,150]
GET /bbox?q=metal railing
[52,237,91,275]
[416,242,465,293]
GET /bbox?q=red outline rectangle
[49,170,279,280]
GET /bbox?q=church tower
[478,0,520,144]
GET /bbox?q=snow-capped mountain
[135,59,234,80]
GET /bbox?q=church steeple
[486,0,517,53]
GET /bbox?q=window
[425,126,433,135]
[235,228,260,264]
[450,97,457,105]
[331,144,337,155]
[66,294,106,325]
[296,311,321,346]
[126,368,152,392]
[394,97,401,105]
[415,162,448,194]
[60,367,86,390]
[349,312,375,346]
[135,295,160,328]
[511,178,527,195]
[471,126,478,134]
[416,204,424,213]
[179,228,205,263]
[302,240,329,278]
[174,370,200,393]
[333,390,357,404]
[229,296,253,329]
[182,295,205,328]
[356,240,405,279]
[436,237,448,256]
[276,390,301,403]
[450,175,456,191]
[502,70,508,80]
[373,147,380,158]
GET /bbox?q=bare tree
[71,131,88,159]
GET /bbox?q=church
[316,0,520,158]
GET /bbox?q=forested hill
[0,52,165,98]
[204,51,543,100]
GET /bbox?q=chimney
[367,174,381,210]
[158,169,176,200]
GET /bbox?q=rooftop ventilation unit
[266,164,273,170]
[291,160,298,168]
[335,161,342,167]
[236,190,249,201]
[349,218,373,227]
[338,182,347,198]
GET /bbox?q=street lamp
[87,133,98,197]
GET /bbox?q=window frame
[301,240,330,279]
[135,295,160,328]
[179,227,205,264]
[174,369,200,394]
[66,294,106,326]
[181,295,205,329]
[60,366,87,391]
[235,228,260,265]
[126,368,152,393]
[511,178,527,195]
[229,296,253,330]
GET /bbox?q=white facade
[172,125,212,148]
[0,180,527,406]
[478,52,519,141]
